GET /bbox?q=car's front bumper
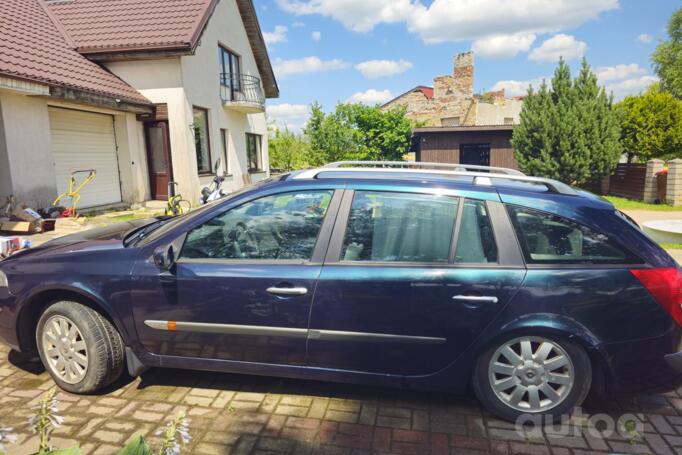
[0,287,20,351]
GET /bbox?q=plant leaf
[116,436,153,455]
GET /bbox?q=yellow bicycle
[53,169,96,217]
[165,181,191,216]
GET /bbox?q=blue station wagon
[0,161,681,422]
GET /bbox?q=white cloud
[491,77,547,97]
[275,0,618,44]
[472,33,536,58]
[637,33,653,43]
[267,103,310,132]
[273,56,348,78]
[355,59,413,79]
[263,25,288,45]
[292,21,305,28]
[529,34,587,62]
[595,64,646,82]
[605,75,658,99]
[311,31,322,41]
[595,64,658,99]
[347,89,394,104]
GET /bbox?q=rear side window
[341,191,458,263]
[507,205,639,264]
[454,199,498,263]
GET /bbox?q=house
[0,0,278,210]
[382,52,522,168]
[412,125,517,169]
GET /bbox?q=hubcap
[488,336,574,412]
[41,315,88,384]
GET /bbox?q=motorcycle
[200,158,227,204]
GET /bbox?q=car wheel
[36,301,124,394]
[472,335,591,423]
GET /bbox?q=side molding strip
[144,320,447,344]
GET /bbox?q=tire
[472,334,592,423]
[36,301,124,394]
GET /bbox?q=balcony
[220,73,265,113]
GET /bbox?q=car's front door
[307,189,526,375]
[131,188,341,365]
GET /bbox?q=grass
[604,196,682,211]
[661,242,682,250]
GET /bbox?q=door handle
[452,295,499,304]
[266,286,308,296]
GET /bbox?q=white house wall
[180,0,270,193]
[0,91,56,208]
[105,0,271,205]
[0,90,149,209]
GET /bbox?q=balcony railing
[220,73,265,111]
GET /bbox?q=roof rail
[323,160,525,176]
[293,166,577,196]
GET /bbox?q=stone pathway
[1,345,682,455]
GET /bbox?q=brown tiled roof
[0,0,150,105]
[48,0,215,54]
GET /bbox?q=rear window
[507,205,640,264]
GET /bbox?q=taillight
[631,268,682,326]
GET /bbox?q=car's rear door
[306,185,526,375]
[131,187,342,365]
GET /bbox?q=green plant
[268,127,311,171]
[305,102,414,165]
[653,8,682,98]
[28,388,68,454]
[117,411,191,455]
[512,58,622,186]
[616,84,682,162]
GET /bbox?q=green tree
[617,84,682,162]
[268,127,310,171]
[511,58,622,186]
[304,102,413,165]
[653,8,682,98]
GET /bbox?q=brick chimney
[453,51,474,98]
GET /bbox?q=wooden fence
[608,163,647,200]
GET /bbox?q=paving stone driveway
[2,345,682,454]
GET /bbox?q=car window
[507,205,638,264]
[454,199,498,263]
[181,190,333,260]
[341,191,458,263]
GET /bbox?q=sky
[256,0,679,132]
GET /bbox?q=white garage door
[49,107,122,208]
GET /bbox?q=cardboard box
[0,221,33,234]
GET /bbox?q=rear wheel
[473,334,591,422]
[36,301,124,394]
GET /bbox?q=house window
[441,117,460,127]
[246,133,262,171]
[193,107,211,174]
[219,46,241,100]
[220,128,230,175]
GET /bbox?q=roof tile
[0,0,149,104]
[48,0,213,52]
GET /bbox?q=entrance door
[145,121,172,200]
[460,143,491,167]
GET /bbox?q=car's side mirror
[153,244,175,270]
[152,234,186,271]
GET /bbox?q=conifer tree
[512,59,622,186]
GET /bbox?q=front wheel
[36,301,125,394]
[472,335,592,422]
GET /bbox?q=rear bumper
[665,350,682,372]
[602,326,682,394]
